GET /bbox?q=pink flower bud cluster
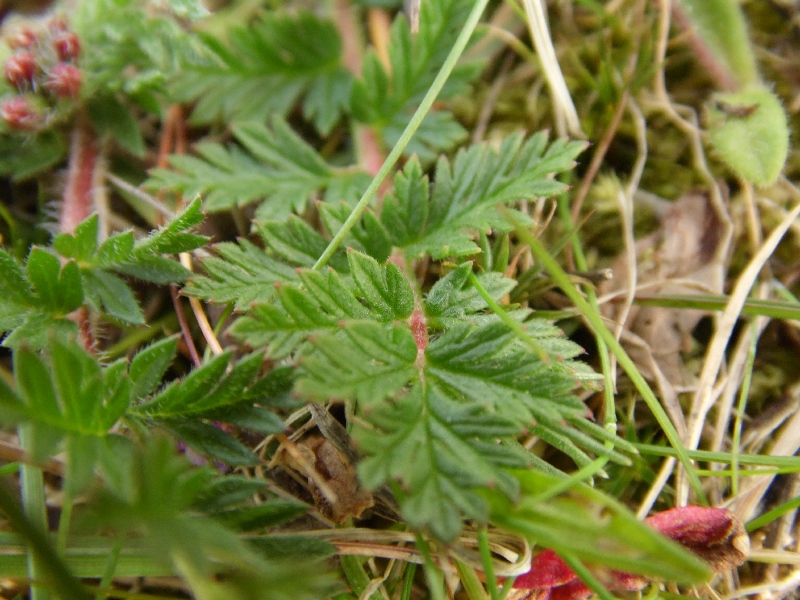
[1,17,83,131]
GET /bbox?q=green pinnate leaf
[350,0,482,159]
[258,216,346,270]
[380,133,582,259]
[173,12,345,128]
[348,250,414,320]
[318,202,392,263]
[380,157,430,248]
[425,264,517,326]
[355,383,521,542]
[302,68,354,134]
[96,231,135,266]
[186,239,299,309]
[159,418,258,466]
[135,352,233,416]
[134,352,264,417]
[296,322,417,406]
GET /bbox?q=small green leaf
[297,322,417,406]
[129,336,179,398]
[82,269,144,324]
[159,419,258,466]
[0,249,33,305]
[707,87,789,186]
[135,197,206,255]
[50,336,104,430]
[186,239,299,309]
[53,215,99,262]
[348,250,414,320]
[87,94,146,158]
[213,500,308,531]
[96,231,135,265]
[26,249,83,313]
[15,347,60,420]
[0,377,29,425]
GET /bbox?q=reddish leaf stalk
[408,307,428,368]
[59,116,100,235]
[60,116,101,351]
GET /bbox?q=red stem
[59,116,99,234]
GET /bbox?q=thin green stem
[454,560,488,600]
[478,528,499,600]
[400,562,417,600]
[18,426,51,600]
[506,210,707,504]
[95,539,122,600]
[635,443,800,467]
[466,271,548,361]
[498,576,516,600]
[416,534,446,600]
[0,480,90,599]
[56,491,73,555]
[731,321,759,496]
[313,0,491,270]
[746,495,800,532]
[555,191,617,434]
[559,552,617,600]
[0,462,20,478]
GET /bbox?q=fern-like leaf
[172,12,350,132]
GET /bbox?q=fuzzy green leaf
[82,269,144,324]
[159,419,258,466]
[173,12,345,128]
[707,87,789,186]
[26,249,84,314]
[350,0,482,159]
[129,336,179,398]
[229,252,408,357]
[186,239,299,309]
[348,250,414,320]
[0,249,33,305]
[425,265,516,326]
[134,197,206,255]
[381,134,583,258]
[296,322,418,406]
[147,119,361,218]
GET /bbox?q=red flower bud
[6,27,38,50]
[4,52,38,88]
[510,507,749,600]
[45,63,82,98]
[1,96,44,131]
[645,506,749,572]
[52,31,81,62]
